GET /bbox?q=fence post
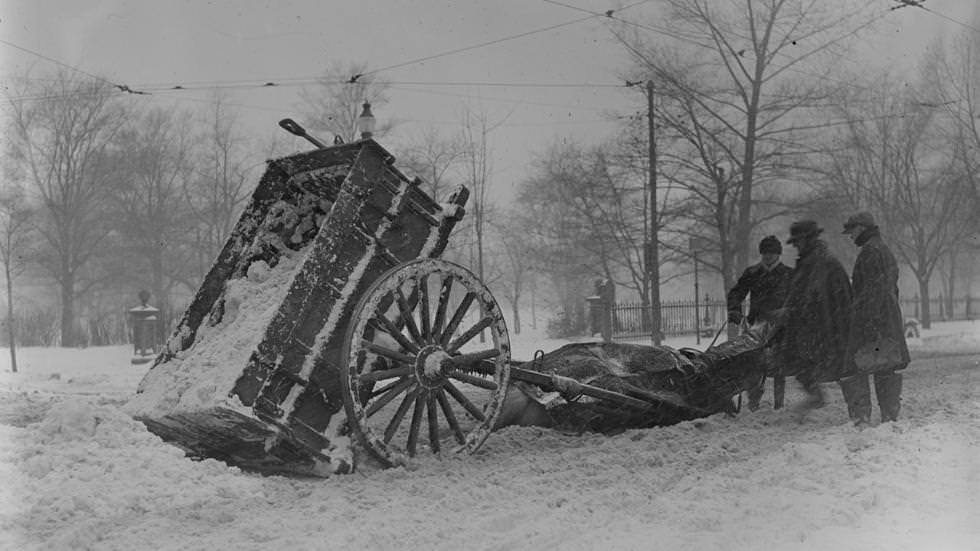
[703,294,712,328]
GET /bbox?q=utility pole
[647,80,661,346]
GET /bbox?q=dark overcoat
[843,228,910,375]
[727,261,793,324]
[779,240,852,384]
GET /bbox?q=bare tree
[526,142,647,297]
[398,125,465,203]
[0,185,35,371]
[487,212,542,335]
[615,0,882,287]
[6,70,128,346]
[296,61,392,143]
[185,94,255,284]
[932,8,980,158]
[513,146,600,336]
[459,107,510,288]
[112,105,197,315]
[824,74,978,328]
[929,14,980,309]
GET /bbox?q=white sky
[0,0,977,200]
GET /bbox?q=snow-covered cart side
[126,139,469,476]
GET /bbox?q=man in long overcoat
[727,235,793,410]
[838,212,910,424]
[777,220,852,416]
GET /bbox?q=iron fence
[609,294,977,340]
[900,295,978,322]
[612,296,727,339]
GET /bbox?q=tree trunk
[60,269,75,347]
[152,247,168,347]
[511,302,521,335]
[723,241,738,341]
[947,251,956,319]
[918,277,932,329]
[530,282,537,330]
[5,263,16,373]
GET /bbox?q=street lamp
[357,101,376,140]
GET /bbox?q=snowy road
[1,326,979,551]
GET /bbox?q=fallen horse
[491,321,779,434]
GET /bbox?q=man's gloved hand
[767,307,789,326]
[727,311,743,324]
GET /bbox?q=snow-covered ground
[1,320,979,551]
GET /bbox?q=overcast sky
[1,0,977,201]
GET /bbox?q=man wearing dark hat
[777,220,852,418]
[838,212,909,425]
[726,236,793,410]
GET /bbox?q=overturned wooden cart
[128,125,771,476]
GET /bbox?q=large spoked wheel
[340,258,511,468]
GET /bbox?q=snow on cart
[128,122,777,477]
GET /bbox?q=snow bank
[1,321,978,550]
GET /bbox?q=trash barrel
[128,304,160,364]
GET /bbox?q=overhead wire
[558,3,938,137]
[127,79,626,95]
[353,0,654,80]
[3,4,636,102]
[386,82,619,114]
[550,0,896,98]
[893,1,980,35]
[0,38,147,95]
[4,0,960,135]
[356,14,598,80]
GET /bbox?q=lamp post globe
[357,101,376,139]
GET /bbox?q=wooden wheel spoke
[431,275,453,342]
[448,369,499,390]
[369,376,407,399]
[362,340,416,365]
[426,393,441,454]
[383,387,419,443]
[365,377,415,418]
[444,381,487,422]
[341,259,510,467]
[394,288,424,346]
[435,389,466,444]
[450,349,502,370]
[371,316,419,354]
[439,291,476,347]
[447,316,496,353]
[407,392,426,456]
[359,366,413,383]
[418,275,431,342]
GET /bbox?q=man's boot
[839,375,872,426]
[747,378,765,411]
[875,371,903,422]
[766,349,785,410]
[792,381,826,422]
[773,373,786,410]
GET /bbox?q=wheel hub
[415,345,452,389]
